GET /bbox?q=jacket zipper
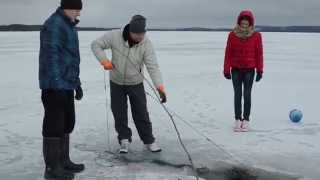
[123,48,131,85]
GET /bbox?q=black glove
[256,72,263,82]
[224,73,231,80]
[75,86,83,100]
[158,90,167,103]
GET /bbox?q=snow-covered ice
[0,31,319,180]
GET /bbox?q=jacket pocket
[63,65,79,83]
[126,62,142,78]
[65,45,79,58]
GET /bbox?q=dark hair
[238,16,252,26]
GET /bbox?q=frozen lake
[0,31,319,180]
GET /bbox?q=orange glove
[100,59,114,70]
[157,85,167,103]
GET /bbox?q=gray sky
[0,0,319,28]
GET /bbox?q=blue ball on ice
[289,109,303,123]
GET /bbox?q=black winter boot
[43,137,74,179]
[61,134,85,173]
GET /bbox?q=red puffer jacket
[223,11,263,74]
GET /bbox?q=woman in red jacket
[223,10,264,132]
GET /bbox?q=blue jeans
[231,68,255,121]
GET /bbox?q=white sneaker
[119,139,130,154]
[145,142,162,153]
[241,120,249,132]
[234,120,242,132]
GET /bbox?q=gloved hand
[256,72,263,82]
[75,86,83,100]
[224,73,231,80]
[157,85,167,103]
[100,59,114,70]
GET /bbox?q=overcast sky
[0,0,319,28]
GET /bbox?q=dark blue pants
[110,81,155,145]
[231,68,255,121]
[41,90,75,137]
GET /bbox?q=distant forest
[1,24,320,33]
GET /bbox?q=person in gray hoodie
[91,15,166,154]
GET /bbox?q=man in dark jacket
[39,0,84,179]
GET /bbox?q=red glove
[100,59,114,70]
[157,85,167,103]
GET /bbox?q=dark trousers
[41,90,75,137]
[110,81,155,145]
[231,68,255,121]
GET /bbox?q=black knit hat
[61,0,83,10]
[129,15,146,33]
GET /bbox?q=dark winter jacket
[224,10,264,74]
[39,8,81,90]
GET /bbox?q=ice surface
[0,31,319,179]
